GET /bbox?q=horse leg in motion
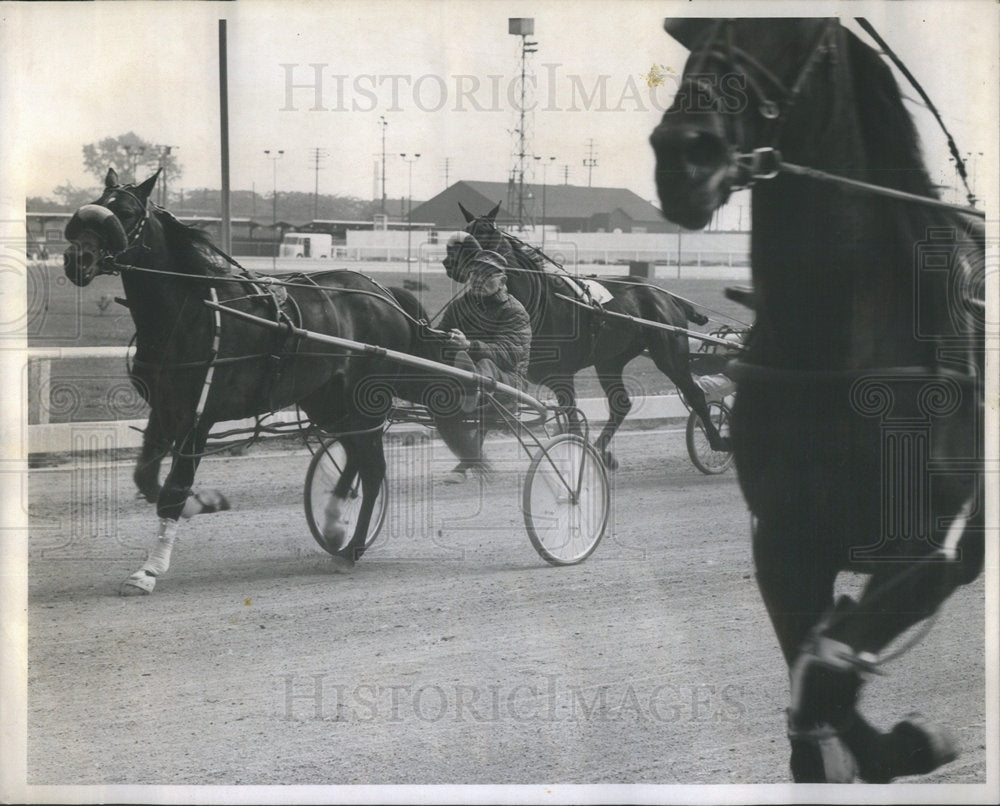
[592,359,633,470]
[133,408,230,516]
[133,407,168,503]
[757,505,985,782]
[544,374,583,436]
[327,431,387,571]
[121,422,213,595]
[647,331,731,452]
[788,509,984,783]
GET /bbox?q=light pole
[400,152,420,270]
[378,116,388,215]
[155,145,176,206]
[534,155,555,247]
[264,149,284,269]
[124,145,146,183]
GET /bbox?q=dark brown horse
[451,203,730,469]
[64,169,481,593]
[651,19,985,782]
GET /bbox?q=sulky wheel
[522,433,609,566]
[304,438,387,555]
[686,401,734,475]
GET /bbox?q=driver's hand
[448,329,471,350]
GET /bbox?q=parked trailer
[279,232,333,259]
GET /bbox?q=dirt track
[27,428,985,786]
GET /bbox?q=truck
[279,232,333,259]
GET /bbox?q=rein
[736,148,986,219]
[685,21,985,219]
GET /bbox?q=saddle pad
[553,274,613,306]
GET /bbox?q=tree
[51,183,99,209]
[82,132,182,200]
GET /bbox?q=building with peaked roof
[409,180,681,234]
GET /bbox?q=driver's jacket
[438,290,531,385]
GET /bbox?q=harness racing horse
[449,203,730,470]
[64,168,482,594]
[651,19,985,782]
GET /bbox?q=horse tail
[674,295,709,325]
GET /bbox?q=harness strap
[192,287,222,430]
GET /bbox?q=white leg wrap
[142,518,180,576]
[322,495,349,550]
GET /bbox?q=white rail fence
[25,348,687,455]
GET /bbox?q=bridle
[679,18,839,190]
[678,19,985,219]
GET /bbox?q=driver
[438,236,532,482]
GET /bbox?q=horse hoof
[443,468,467,485]
[789,728,856,783]
[329,553,356,573]
[601,452,619,471]
[888,714,957,778]
[120,571,156,596]
[322,522,349,553]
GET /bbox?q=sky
[2,0,997,212]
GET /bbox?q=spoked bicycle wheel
[304,438,388,555]
[686,401,734,475]
[522,433,609,566]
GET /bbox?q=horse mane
[154,206,235,276]
[843,27,981,275]
[845,28,937,200]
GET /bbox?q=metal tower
[507,18,537,229]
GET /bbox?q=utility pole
[378,116,388,214]
[583,139,598,187]
[309,147,329,221]
[562,164,570,185]
[442,157,451,189]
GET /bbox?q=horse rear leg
[330,431,387,570]
[593,362,632,471]
[647,333,731,452]
[813,507,983,780]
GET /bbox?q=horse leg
[547,375,582,435]
[133,408,168,503]
[120,424,211,595]
[319,445,361,554]
[647,334,731,452]
[808,505,983,781]
[593,361,632,471]
[331,431,387,571]
[752,519,858,782]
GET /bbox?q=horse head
[650,18,837,229]
[64,167,161,286]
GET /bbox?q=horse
[64,168,482,594]
[651,18,985,782]
[448,203,730,470]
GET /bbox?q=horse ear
[458,202,474,223]
[663,18,715,50]
[486,202,500,221]
[134,168,162,199]
[105,168,119,188]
